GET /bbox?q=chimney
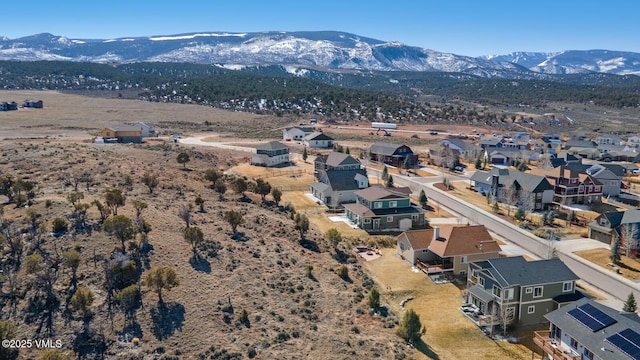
[433,226,440,241]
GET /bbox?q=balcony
[533,331,581,360]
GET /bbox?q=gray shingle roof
[482,256,579,287]
[323,169,368,191]
[470,168,552,193]
[256,141,289,151]
[304,132,333,141]
[369,142,406,156]
[324,152,360,167]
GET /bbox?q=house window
[478,277,485,286]
[364,218,371,224]
[527,305,535,314]
[533,286,543,298]
[374,202,383,209]
[389,201,397,208]
[570,337,578,350]
[563,282,573,292]
[459,270,467,277]
[386,216,393,223]
[492,285,502,297]
[422,249,429,253]
[504,288,514,300]
[460,256,467,264]
[412,215,419,220]
[583,348,594,360]
[525,287,532,294]
[399,243,405,251]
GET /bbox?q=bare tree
[620,224,638,258]
[517,190,536,222]
[501,182,519,218]
[178,204,192,228]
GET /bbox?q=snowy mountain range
[1,31,639,77]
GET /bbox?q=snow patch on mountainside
[149,33,247,41]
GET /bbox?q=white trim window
[525,287,532,294]
[374,202,383,209]
[460,256,467,264]
[389,201,397,208]
[533,286,543,298]
[386,216,393,223]
[504,288,514,300]
[364,218,371,224]
[478,277,485,286]
[562,281,573,293]
[527,305,535,314]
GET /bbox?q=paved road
[376,168,633,307]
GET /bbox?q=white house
[133,122,157,137]
[283,126,314,141]
[303,132,334,148]
[251,141,290,167]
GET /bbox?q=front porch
[533,331,581,360]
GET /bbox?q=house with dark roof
[309,169,369,208]
[397,225,500,276]
[489,148,539,166]
[282,126,314,141]
[23,99,43,108]
[440,138,481,158]
[479,136,504,149]
[585,164,621,197]
[470,168,554,210]
[565,140,598,150]
[596,134,624,145]
[302,132,334,148]
[100,125,143,143]
[466,256,581,327]
[314,152,362,180]
[534,298,640,360]
[344,185,425,232]
[369,142,418,168]
[251,141,290,167]
[588,209,640,254]
[0,101,18,111]
[529,165,604,206]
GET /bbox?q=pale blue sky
[2,0,638,56]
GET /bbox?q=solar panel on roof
[567,303,617,332]
[607,328,640,360]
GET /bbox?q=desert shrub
[336,265,349,281]
[52,217,68,233]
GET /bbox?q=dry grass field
[0,91,416,359]
[575,248,640,281]
[364,249,540,360]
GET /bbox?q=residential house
[534,297,640,360]
[344,185,425,232]
[529,165,604,206]
[132,122,157,137]
[596,134,624,145]
[533,137,560,155]
[397,225,500,276]
[627,135,640,148]
[479,136,504,149]
[511,131,530,143]
[565,140,598,150]
[23,99,43,108]
[302,132,334,148]
[251,141,290,167]
[283,126,314,141]
[429,144,461,169]
[369,142,418,168]
[100,126,143,143]
[488,148,538,166]
[0,101,18,111]
[470,168,554,210]
[314,152,362,180]
[598,144,628,154]
[466,256,580,327]
[588,209,640,254]
[584,164,621,197]
[603,151,640,163]
[441,138,481,158]
[309,169,369,208]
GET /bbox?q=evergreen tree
[368,287,380,309]
[403,156,411,173]
[624,293,637,313]
[302,147,308,162]
[611,236,621,263]
[475,157,482,170]
[385,175,394,188]
[396,309,426,344]
[418,189,428,207]
[381,166,389,181]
